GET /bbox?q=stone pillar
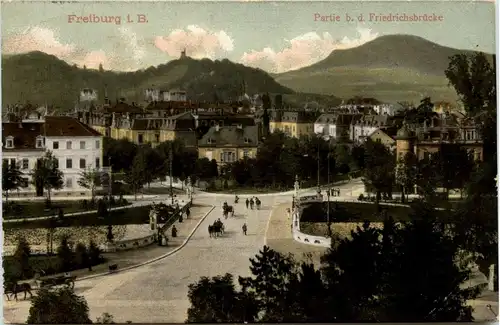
[488,264,496,291]
[294,175,300,198]
[149,208,157,232]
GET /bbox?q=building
[2,116,103,196]
[372,103,403,116]
[269,110,319,138]
[395,114,483,162]
[368,129,396,149]
[163,89,187,102]
[314,113,361,140]
[350,115,391,143]
[197,124,259,166]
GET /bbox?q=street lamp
[325,136,332,238]
[169,143,174,205]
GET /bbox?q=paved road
[3,193,293,323]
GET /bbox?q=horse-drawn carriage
[208,220,225,238]
[38,274,76,290]
[4,281,33,301]
[222,202,234,218]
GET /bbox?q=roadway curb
[75,205,216,282]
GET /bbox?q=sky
[1,1,496,73]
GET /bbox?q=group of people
[245,197,261,210]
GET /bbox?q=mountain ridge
[275,34,494,103]
[1,51,295,110]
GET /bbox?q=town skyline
[2,1,495,73]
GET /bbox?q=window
[22,159,29,170]
[66,141,72,149]
[10,159,16,167]
[95,140,100,149]
[79,159,86,169]
[3,159,8,167]
[155,134,160,143]
[80,141,86,149]
[207,138,215,144]
[53,141,59,149]
[243,150,249,158]
[95,158,100,168]
[66,178,73,188]
[66,158,73,169]
[5,136,14,148]
[138,134,144,144]
[36,137,44,148]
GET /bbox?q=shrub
[74,243,89,269]
[358,194,365,201]
[88,240,102,265]
[27,287,92,324]
[57,235,74,272]
[14,236,32,279]
[96,312,116,324]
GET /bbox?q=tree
[320,222,383,321]
[379,205,477,322]
[395,152,418,203]
[13,236,32,279]
[88,240,102,267]
[57,235,74,272]
[74,243,89,269]
[2,162,23,202]
[30,151,64,204]
[78,168,101,201]
[96,313,115,324]
[186,273,257,323]
[238,246,302,322]
[445,52,496,116]
[27,287,92,324]
[98,63,104,73]
[104,138,138,172]
[125,153,147,200]
[362,139,395,204]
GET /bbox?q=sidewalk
[20,204,214,285]
[265,203,327,267]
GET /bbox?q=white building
[163,89,187,102]
[314,113,361,140]
[350,115,390,143]
[373,103,403,116]
[2,116,103,197]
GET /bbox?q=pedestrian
[246,198,249,209]
[242,223,247,235]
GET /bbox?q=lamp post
[169,143,174,205]
[316,141,321,193]
[325,136,332,238]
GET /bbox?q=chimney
[215,124,220,132]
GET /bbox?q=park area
[3,198,131,220]
[299,201,455,238]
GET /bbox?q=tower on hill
[180,48,187,59]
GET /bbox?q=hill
[275,34,494,104]
[1,52,295,110]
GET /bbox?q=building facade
[2,116,103,196]
[197,124,259,166]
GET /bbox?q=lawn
[3,200,131,220]
[3,253,107,282]
[3,205,152,230]
[300,201,452,223]
[141,187,185,195]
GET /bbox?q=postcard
[2,1,497,324]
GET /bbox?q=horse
[4,282,33,301]
[223,205,234,218]
[208,221,224,238]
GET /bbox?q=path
[3,194,290,323]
